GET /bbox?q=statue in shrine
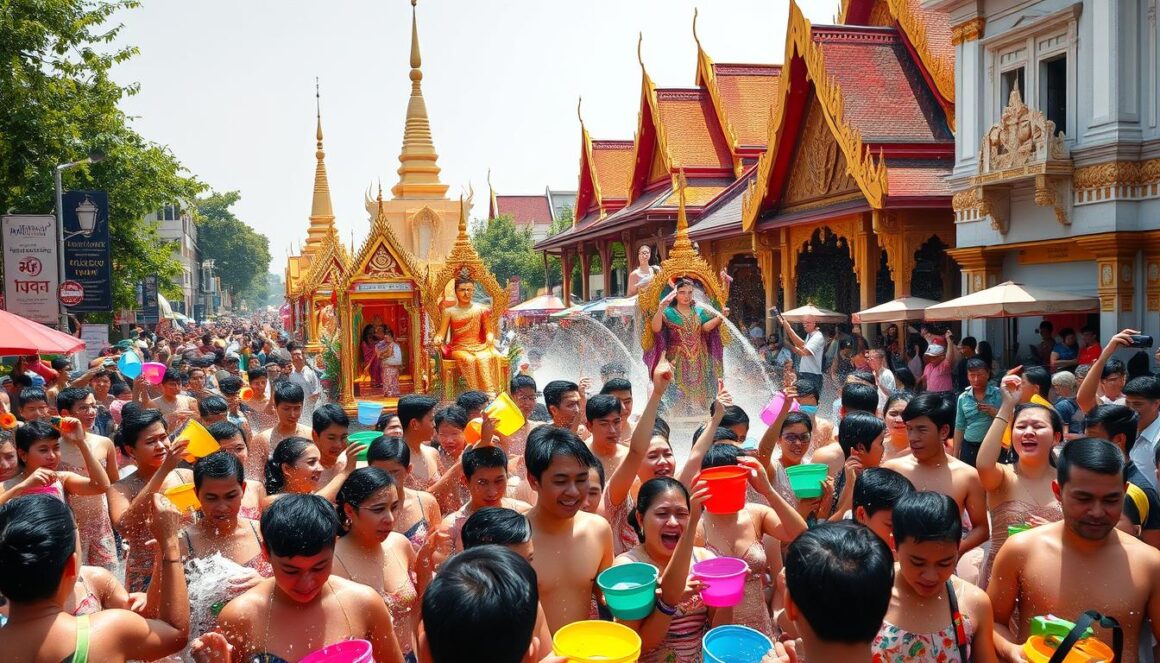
[433,277,506,394]
[645,277,726,415]
[317,303,339,339]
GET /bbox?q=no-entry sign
[58,280,85,307]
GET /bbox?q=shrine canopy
[924,282,1099,321]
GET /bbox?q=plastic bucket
[485,392,526,436]
[118,352,142,380]
[141,362,167,385]
[299,639,374,663]
[0,413,16,430]
[348,431,382,462]
[703,625,773,663]
[464,418,483,444]
[177,420,220,463]
[1008,523,1032,537]
[695,466,750,514]
[356,402,383,426]
[163,484,201,513]
[759,392,800,425]
[239,386,255,401]
[553,620,641,663]
[596,562,658,620]
[693,557,749,607]
[785,463,828,500]
[1022,635,1114,663]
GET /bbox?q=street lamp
[54,149,105,331]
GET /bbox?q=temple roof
[655,89,734,171]
[491,195,553,227]
[573,102,633,220]
[687,172,753,241]
[303,84,336,257]
[711,64,782,148]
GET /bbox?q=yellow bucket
[485,392,526,437]
[553,620,641,663]
[178,420,220,463]
[1023,635,1115,663]
[163,483,201,513]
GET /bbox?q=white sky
[111,0,841,273]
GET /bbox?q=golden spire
[487,169,499,221]
[305,78,335,255]
[670,168,695,258]
[392,0,448,200]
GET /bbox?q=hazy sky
[111,1,840,272]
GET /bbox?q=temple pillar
[778,228,797,310]
[754,231,780,335]
[338,290,355,409]
[1077,233,1138,343]
[1143,231,1160,341]
[872,210,911,297]
[947,246,1005,342]
[561,251,573,307]
[597,240,613,298]
[853,214,878,324]
[578,245,592,301]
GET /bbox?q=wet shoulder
[576,509,613,536]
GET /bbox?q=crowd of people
[1,313,1159,662]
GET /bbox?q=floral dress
[872,614,973,663]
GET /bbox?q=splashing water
[185,552,252,654]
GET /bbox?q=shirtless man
[585,394,627,479]
[812,381,880,481]
[137,368,196,431]
[599,377,636,445]
[249,381,312,481]
[525,425,614,633]
[545,379,590,439]
[988,437,1160,662]
[56,387,120,571]
[883,393,989,554]
[440,445,530,552]
[216,494,405,663]
[792,376,834,450]
[398,394,441,492]
[311,404,350,487]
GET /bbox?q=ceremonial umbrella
[852,297,941,324]
[0,308,86,355]
[777,303,848,323]
[924,281,1099,321]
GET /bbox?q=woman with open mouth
[262,435,365,510]
[974,374,1063,589]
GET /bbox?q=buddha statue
[433,277,505,394]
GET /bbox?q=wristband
[655,597,677,616]
[994,416,1008,425]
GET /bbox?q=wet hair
[599,377,633,396]
[193,451,245,490]
[838,411,887,458]
[434,404,470,432]
[17,387,47,411]
[456,391,490,416]
[14,421,59,459]
[853,468,915,517]
[780,411,814,435]
[785,521,894,644]
[585,394,622,422]
[715,404,750,430]
[883,391,913,414]
[312,403,349,434]
[1023,366,1051,398]
[162,368,181,384]
[525,425,597,481]
[272,380,305,406]
[510,374,537,393]
[701,443,743,470]
[398,394,438,432]
[110,383,131,397]
[1084,404,1139,452]
[374,412,401,433]
[713,427,739,444]
[335,467,397,535]
[265,436,314,495]
[0,495,78,602]
[55,387,93,415]
[960,337,977,351]
[1013,402,1064,436]
[794,376,821,400]
[893,367,917,391]
[367,436,408,467]
[260,493,340,558]
[629,477,689,543]
[461,507,532,548]
[891,491,961,546]
[462,446,508,479]
[1102,359,1126,380]
[206,420,244,444]
[113,408,166,453]
[901,392,954,432]
[543,380,579,409]
[600,362,628,380]
[247,367,268,383]
[1125,375,1160,400]
[197,394,229,418]
[422,545,539,663]
[50,357,72,371]
[841,383,879,414]
[652,416,671,441]
[218,375,243,396]
[965,357,989,372]
[850,370,876,385]
[1056,437,1125,486]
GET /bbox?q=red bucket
[695,466,749,514]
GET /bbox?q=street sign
[1,214,59,324]
[58,280,85,306]
[62,191,112,312]
[142,275,160,324]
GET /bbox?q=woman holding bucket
[614,477,729,662]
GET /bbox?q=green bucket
[349,430,383,462]
[785,463,828,499]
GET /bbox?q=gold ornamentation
[342,188,428,293]
[951,18,985,46]
[784,102,859,206]
[884,0,955,105]
[626,33,676,203]
[1073,158,1160,203]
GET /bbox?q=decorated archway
[794,226,858,314]
[911,235,958,302]
[725,253,766,330]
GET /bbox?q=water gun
[48,416,81,433]
[1030,615,1094,643]
[0,413,17,430]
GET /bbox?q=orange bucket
[0,413,17,430]
[163,484,201,513]
[239,386,254,401]
[464,418,483,444]
[1023,635,1114,662]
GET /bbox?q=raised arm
[110,440,188,536]
[677,382,728,488]
[1077,330,1135,412]
[313,440,368,503]
[756,389,794,472]
[606,364,670,508]
[739,456,807,541]
[778,316,805,350]
[651,290,677,333]
[976,378,1020,491]
[58,419,111,496]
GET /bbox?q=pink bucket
[759,392,799,425]
[141,362,167,385]
[298,640,373,663]
[693,556,749,607]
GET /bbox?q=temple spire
[392,0,448,200]
[670,168,695,258]
[305,78,335,254]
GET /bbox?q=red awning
[0,309,85,355]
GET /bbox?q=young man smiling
[584,395,625,479]
[249,381,311,481]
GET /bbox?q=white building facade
[150,203,199,315]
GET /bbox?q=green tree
[0,0,206,310]
[472,215,545,297]
[266,272,285,307]
[195,191,271,306]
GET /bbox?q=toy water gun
[1030,615,1093,643]
[0,413,17,430]
[48,416,81,433]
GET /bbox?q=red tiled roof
[591,141,634,201]
[904,0,953,68]
[811,26,952,144]
[883,159,953,198]
[712,64,782,148]
[494,195,552,227]
[655,89,734,170]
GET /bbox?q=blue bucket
[356,402,383,426]
[117,351,142,380]
[702,625,773,663]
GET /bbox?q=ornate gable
[341,192,427,292]
[302,227,350,295]
[782,100,860,209]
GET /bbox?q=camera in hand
[1129,335,1154,348]
[771,306,781,318]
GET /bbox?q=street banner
[1,214,59,324]
[80,323,109,366]
[62,190,112,312]
[142,275,160,324]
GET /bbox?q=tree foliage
[0,0,206,310]
[194,190,271,305]
[472,215,544,297]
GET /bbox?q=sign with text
[142,275,160,324]
[80,323,109,366]
[2,214,59,323]
[62,190,112,312]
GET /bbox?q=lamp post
[54,150,105,331]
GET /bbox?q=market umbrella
[0,309,86,355]
[549,300,600,319]
[852,297,940,324]
[507,294,566,314]
[777,303,848,323]
[924,281,1099,321]
[604,296,638,317]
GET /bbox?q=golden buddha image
[434,276,505,394]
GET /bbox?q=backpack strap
[1047,611,1122,663]
[945,579,969,663]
